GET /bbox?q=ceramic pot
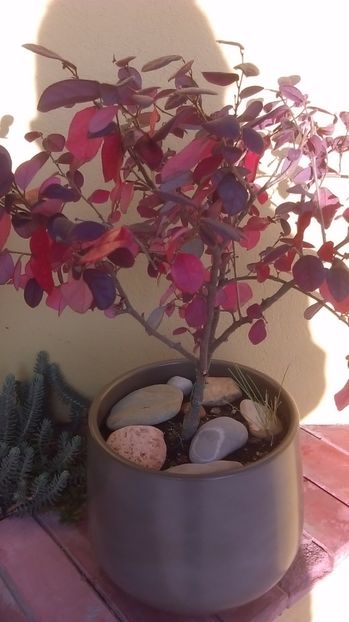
[88,359,303,615]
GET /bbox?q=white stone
[166,460,242,475]
[167,376,193,396]
[202,377,242,406]
[189,416,248,463]
[240,399,282,439]
[106,384,183,430]
[106,425,167,470]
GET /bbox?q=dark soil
[157,400,286,470]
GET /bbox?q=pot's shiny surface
[88,360,303,615]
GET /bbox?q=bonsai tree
[0,41,348,439]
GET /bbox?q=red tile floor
[1,425,349,622]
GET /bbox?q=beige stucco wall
[0,0,348,423]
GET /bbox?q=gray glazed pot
[88,359,303,615]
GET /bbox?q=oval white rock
[167,376,193,396]
[106,425,167,470]
[167,460,242,475]
[240,399,282,439]
[106,384,183,430]
[189,416,248,463]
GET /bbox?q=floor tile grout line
[34,514,128,622]
[0,565,38,622]
[301,426,349,458]
[303,476,349,508]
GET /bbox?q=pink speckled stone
[106,425,167,470]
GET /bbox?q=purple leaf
[217,174,249,215]
[24,278,43,308]
[38,79,101,112]
[326,262,349,302]
[142,55,182,72]
[22,43,77,72]
[108,247,135,268]
[175,87,217,96]
[42,184,78,202]
[262,244,290,264]
[0,146,14,196]
[42,133,66,152]
[292,255,325,291]
[0,251,14,284]
[234,62,259,77]
[202,71,239,86]
[279,84,305,105]
[88,106,118,134]
[242,127,264,154]
[100,83,120,106]
[47,214,75,242]
[200,218,242,242]
[146,306,165,330]
[304,302,323,320]
[248,319,267,344]
[134,134,163,170]
[114,55,136,67]
[239,85,264,99]
[204,116,240,139]
[238,100,263,123]
[14,152,49,190]
[71,221,106,242]
[83,269,116,309]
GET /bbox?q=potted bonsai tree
[0,40,348,614]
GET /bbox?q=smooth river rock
[166,460,242,475]
[106,384,183,430]
[167,376,193,396]
[202,377,242,406]
[240,398,282,439]
[106,425,167,470]
[189,416,248,463]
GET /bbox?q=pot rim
[88,358,300,479]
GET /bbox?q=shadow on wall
[24,0,325,422]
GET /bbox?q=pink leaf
[248,319,267,345]
[161,137,215,182]
[60,277,93,313]
[171,253,205,294]
[46,286,68,315]
[216,282,252,311]
[0,251,14,284]
[66,107,103,163]
[184,296,207,328]
[334,380,349,411]
[14,152,49,190]
[0,210,11,251]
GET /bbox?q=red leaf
[42,133,65,152]
[292,255,325,292]
[318,241,334,262]
[80,226,138,264]
[171,253,205,294]
[248,319,267,345]
[88,189,110,204]
[161,137,215,182]
[184,296,207,328]
[202,71,239,86]
[102,131,123,182]
[133,134,163,170]
[14,152,49,190]
[0,210,11,251]
[320,281,349,313]
[193,154,223,184]
[239,229,260,250]
[66,107,103,163]
[335,380,349,411]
